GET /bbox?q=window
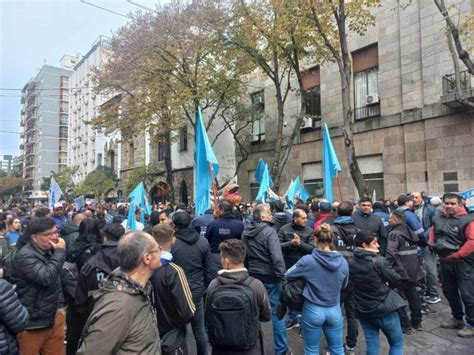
[249,170,260,201]
[352,44,380,120]
[302,67,321,118]
[303,162,323,197]
[158,141,167,161]
[179,126,188,152]
[443,172,458,181]
[251,91,265,142]
[97,153,103,167]
[128,142,134,166]
[358,155,384,199]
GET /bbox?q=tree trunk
[337,0,370,198]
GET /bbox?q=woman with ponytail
[286,223,349,354]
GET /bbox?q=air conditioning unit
[251,134,259,142]
[366,94,380,105]
[300,117,313,130]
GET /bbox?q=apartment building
[237,0,474,201]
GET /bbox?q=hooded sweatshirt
[242,221,286,284]
[272,212,292,233]
[172,225,213,299]
[286,249,349,306]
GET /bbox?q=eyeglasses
[147,245,162,255]
[36,230,59,237]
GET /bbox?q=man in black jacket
[331,201,360,353]
[14,217,67,355]
[59,212,86,253]
[278,209,313,330]
[242,205,289,355]
[205,200,244,271]
[68,223,125,355]
[352,197,387,255]
[151,224,195,355]
[171,211,213,355]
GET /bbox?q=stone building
[236,0,474,202]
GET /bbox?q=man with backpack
[151,224,196,355]
[205,239,271,355]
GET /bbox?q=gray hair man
[78,232,162,354]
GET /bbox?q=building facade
[20,61,78,192]
[68,36,111,184]
[236,0,474,202]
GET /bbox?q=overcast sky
[0,0,161,158]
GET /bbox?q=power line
[80,0,132,19]
[0,130,20,134]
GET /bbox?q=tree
[40,167,78,193]
[434,0,474,109]
[74,167,117,199]
[0,176,27,199]
[91,0,253,198]
[124,166,160,196]
[222,0,315,191]
[305,0,381,197]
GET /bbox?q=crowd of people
[0,190,473,355]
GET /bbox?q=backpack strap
[240,276,255,288]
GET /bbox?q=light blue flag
[48,176,63,210]
[322,123,341,203]
[194,107,219,216]
[256,163,271,201]
[128,182,152,229]
[293,176,310,202]
[284,179,296,210]
[459,188,474,199]
[74,195,85,210]
[127,201,137,231]
[255,159,274,186]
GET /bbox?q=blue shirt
[6,231,21,245]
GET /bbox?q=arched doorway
[179,180,188,205]
[150,181,168,204]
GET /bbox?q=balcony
[354,103,381,120]
[441,70,474,108]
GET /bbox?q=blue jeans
[288,309,301,323]
[359,312,404,355]
[264,283,288,354]
[301,301,344,355]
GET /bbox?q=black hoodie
[171,225,213,300]
[272,212,291,233]
[242,221,286,284]
[60,222,79,252]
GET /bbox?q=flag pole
[336,173,344,201]
[208,161,218,214]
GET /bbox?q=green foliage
[74,167,116,199]
[40,167,78,192]
[0,175,27,198]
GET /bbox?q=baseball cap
[53,202,63,209]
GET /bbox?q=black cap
[397,194,413,206]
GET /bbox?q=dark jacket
[386,223,424,282]
[67,240,102,272]
[287,249,348,307]
[272,212,291,233]
[150,258,195,353]
[278,222,314,268]
[242,221,286,284]
[206,269,271,355]
[192,209,214,237]
[205,213,244,253]
[0,279,29,355]
[77,270,161,355]
[14,242,65,329]
[172,225,213,300]
[352,210,387,255]
[60,222,79,252]
[349,248,405,320]
[314,213,333,231]
[75,241,120,309]
[331,216,360,260]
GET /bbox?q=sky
[0,0,161,158]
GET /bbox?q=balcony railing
[354,103,381,121]
[442,70,471,95]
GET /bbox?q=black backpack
[279,278,306,312]
[205,276,259,351]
